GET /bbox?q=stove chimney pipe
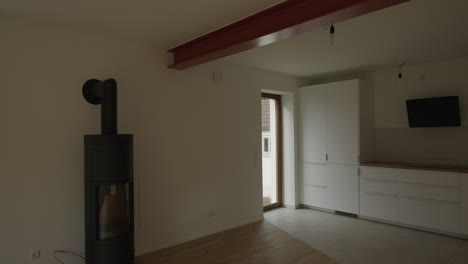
[83,79,117,134]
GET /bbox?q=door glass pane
[96,183,130,240]
[261,97,278,206]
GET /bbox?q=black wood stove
[83,79,134,264]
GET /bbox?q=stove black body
[83,79,134,264]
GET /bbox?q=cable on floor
[52,250,86,264]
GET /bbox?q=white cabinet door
[326,81,360,165]
[462,176,468,235]
[398,182,460,203]
[360,166,399,182]
[301,163,326,187]
[360,191,398,222]
[299,86,326,164]
[398,169,460,187]
[325,164,359,214]
[360,177,398,195]
[399,196,460,233]
[301,184,327,209]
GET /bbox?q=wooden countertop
[360,161,468,174]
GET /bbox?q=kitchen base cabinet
[398,196,460,234]
[462,177,468,235]
[301,184,327,209]
[300,164,358,214]
[301,164,326,187]
[326,164,359,214]
[360,177,398,195]
[360,191,398,222]
[358,165,467,237]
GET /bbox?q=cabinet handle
[399,181,460,190]
[400,195,459,205]
[137,178,142,230]
[362,191,398,198]
[325,154,328,161]
[361,177,396,183]
[302,161,327,165]
[304,184,327,189]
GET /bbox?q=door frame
[261,93,283,211]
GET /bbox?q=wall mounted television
[406,96,461,128]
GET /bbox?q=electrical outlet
[30,249,41,262]
[419,72,426,81]
[207,209,216,218]
[212,70,223,83]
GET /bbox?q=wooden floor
[136,220,337,264]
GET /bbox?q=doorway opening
[261,93,283,211]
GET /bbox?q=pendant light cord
[399,60,407,69]
[398,60,407,79]
[53,250,86,264]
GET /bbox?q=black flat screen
[406,96,461,127]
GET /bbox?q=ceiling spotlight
[330,24,335,46]
[397,60,407,87]
[398,60,407,80]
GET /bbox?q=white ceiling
[0,0,284,49]
[3,0,468,79]
[223,0,468,78]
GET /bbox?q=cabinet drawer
[399,196,460,233]
[398,169,460,187]
[360,177,398,195]
[301,184,326,208]
[399,182,460,203]
[462,176,468,235]
[360,191,398,222]
[301,163,326,187]
[360,167,399,181]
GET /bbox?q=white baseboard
[300,204,336,214]
[359,215,468,240]
[284,204,301,209]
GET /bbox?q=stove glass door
[96,183,130,240]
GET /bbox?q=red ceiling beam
[168,0,411,70]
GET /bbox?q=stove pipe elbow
[83,79,118,135]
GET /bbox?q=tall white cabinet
[325,83,360,165]
[299,80,373,214]
[299,85,327,164]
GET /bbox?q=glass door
[261,93,282,211]
[96,183,130,240]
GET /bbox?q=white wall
[370,57,468,166]
[281,93,299,207]
[305,56,468,166]
[0,17,298,264]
